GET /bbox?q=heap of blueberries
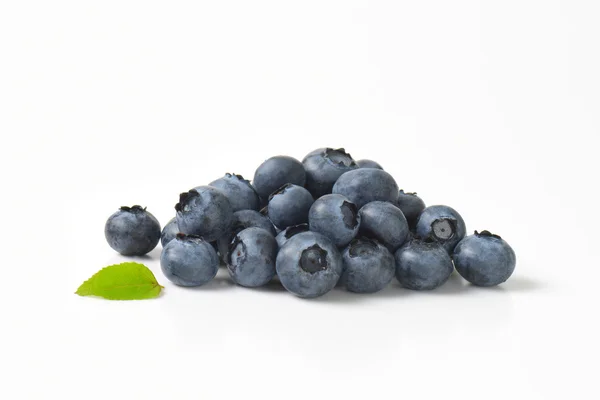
[105,148,516,298]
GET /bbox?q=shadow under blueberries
[107,254,154,265]
[312,287,376,303]
[460,274,543,293]
[252,277,288,293]
[497,275,544,292]
[147,246,164,259]
[107,245,163,264]
[185,274,236,291]
[428,272,470,295]
[368,272,469,298]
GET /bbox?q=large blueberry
[394,238,454,290]
[105,205,161,256]
[415,205,466,253]
[358,201,409,252]
[216,210,276,262]
[253,156,306,202]
[356,159,383,170]
[160,234,219,286]
[302,148,358,198]
[227,227,278,287]
[332,168,398,209]
[161,217,179,247]
[453,230,516,287]
[396,190,426,230]
[276,223,310,248]
[267,183,314,230]
[308,194,360,248]
[276,231,343,298]
[340,237,394,293]
[209,173,260,212]
[175,186,233,242]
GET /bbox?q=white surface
[1,1,599,399]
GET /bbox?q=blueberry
[396,190,426,230]
[332,168,398,209]
[453,230,516,287]
[209,173,260,212]
[276,223,310,248]
[161,217,179,247]
[105,205,161,256]
[175,186,233,242]
[340,237,394,293]
[356,159,383,170]
[160,233,219,286]
[276,231,343,298]
[302,148,358,198]
[216,210,276,262]
[394,237,454,290]
[415,205,466,253]
[226,227,278,287]
[253,156,306,202]
[358,201,409,252]
[267,183,314,230]
[308,194,360,248]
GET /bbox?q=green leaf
[76,262,163,300]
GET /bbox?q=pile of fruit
[104,148,516,298]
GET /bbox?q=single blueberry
[396,190,426,231]
[105,205,161,256]
[253,156,306,203]
[216,210,276,263]
[267,183,314,230]
[161,217,179,247]
[332,168,398,209]
[453,230,516,287]
[358,201,409,253]
[415,205,466,253]
[160,233,219,287]
[302,148,358,198]
[175,186,233,242]
[276,223,310,248]
[276,231,343,298]
[209,173,260,212]
[227,227,278,287]
[308,194,360,248]
[340,237,394,293]
[356,159,383,170]
[394,237,454,290]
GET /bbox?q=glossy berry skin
[227,227,278,287]
[302,148,358,198]
[253,156,306,202]
[332,168,399,209]
[308,194,360,248]
[396,190,426,230]
[394,238,454,290]
[358,201,409,253]
[276,223,309,248]
[217,210,276,262]
[209,173,260,212]
[453,231,516,287]
[161,217,179,247]
[160,234,219,287]
[267,183,314,230]
[175,186,233,242]
[276,231,343,298]
[105,205,161,256]
[415,205,466,253]
[356,159,383,170]
[340,237,394,293]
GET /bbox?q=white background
[1,1,599,399]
